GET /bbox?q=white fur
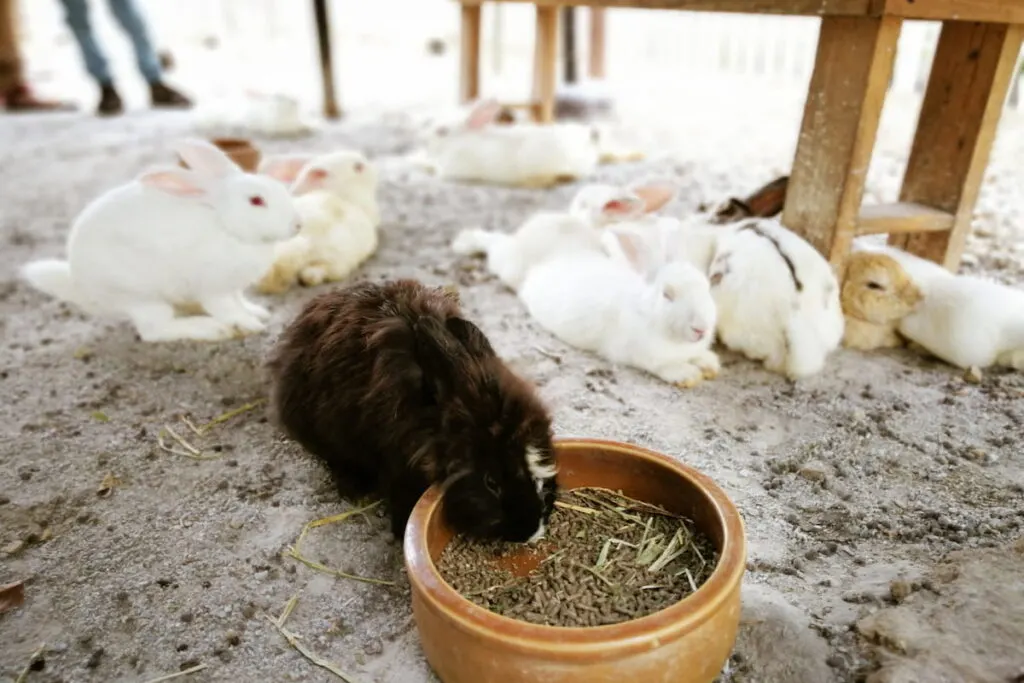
[707,219,844,379]
[423,99,599,187]
[19,139,299,342]
[858,243,1024,370]
[257,150,380,292]
[525,445,557,494]
[517,226,720,386]
[451,211,605,291]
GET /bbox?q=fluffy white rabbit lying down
[453,212,720,387]
[20,139,301,342]
[568,180,845,380]
[256,150,381,294]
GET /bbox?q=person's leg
[59,0,122,115]
[0,0,76,111]
[107,0,191,108]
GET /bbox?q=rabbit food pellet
[436,487,718,628]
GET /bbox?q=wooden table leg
[589,8,606,80]
[313,0,341,119]
[888,21,1023,270]
[532,5,559,123]
[563,6,577,84]
[781,15,901,270]
[460,3,482,104]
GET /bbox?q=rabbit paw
[135,316,236,343]
[694,351,721,380]
[298,265,328,287]
[451,229,487,256]
[237,294,271,322]
[661,363,704,388]
[201,296,268,335]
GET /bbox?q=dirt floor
[2,99,1023,683]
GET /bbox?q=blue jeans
[59,0,162,85]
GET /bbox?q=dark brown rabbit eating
[266,279,558,543]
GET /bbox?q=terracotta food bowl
[404,438,747,683]
[178,137,260,173]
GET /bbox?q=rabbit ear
[465,98,503,130]
[259,154,314,185]
[175,139,241,178]
[610,228,653,275]
[291,166,330,196]
[446,318,496,358]
[600,194,646,220]
[628,181,676,213]
[138,167,209,198]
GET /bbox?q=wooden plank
[780,15,901,268]
[888,21,1023,270]
[589,8,607,79]
[881,0,1024,24]
[532,5,560,123]
[313,0,341,119]
[454,0,879,16]
[460,3,482,103]
[856,202,955,235]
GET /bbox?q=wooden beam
[455,0,878,15]
[888,21,1023,270]
[881,0,1024,24]
[313,0,341,119]
[589,8,607,79]
[533,5,560,123]
[460,4,483,103]
[781,15,901,268]
[563,6,578,83]
[856,202,955,235]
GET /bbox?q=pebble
[86,648,105,669]
[363,639,384,656]
[225,630,241,647]
[889,579,912,604]
[798,460,828,483]
[826,654,845,668]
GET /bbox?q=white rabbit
[854,242,1024,370]
[20,139,300,342]
[517,228,720,387]
[255,150,381,294]
[707,219,845,379]
[452,211,606,292]
[423,98,600,188]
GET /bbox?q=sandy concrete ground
[1,92,1023,683]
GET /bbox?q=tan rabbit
[840,250,923,351]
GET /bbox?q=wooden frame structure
[451,0,1024,274]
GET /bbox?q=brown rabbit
[840,250,923,350]
[266,279,558,542]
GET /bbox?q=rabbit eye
[353,162,365,173]
[249,195,266,207]
[866,281,884,291]
[436,126,449,137]
[663,287,677,302]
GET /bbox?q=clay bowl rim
[403,437,747,659]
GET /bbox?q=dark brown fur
[710,175,790,224]
[266,279,557,542]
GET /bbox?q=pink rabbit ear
[291,167,329,196]
[138,167,209,198]
[465,98,503,130]
[175,139,240,178]
[629,182,676,214]
[258,155,313,185]
[601,195,646,220]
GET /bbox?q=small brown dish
[404,438,747,683]
[179,137,260,173]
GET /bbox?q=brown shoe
[97,84,123,116]
[149,81,192,109]
[3,84,76,113]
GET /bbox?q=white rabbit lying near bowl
[256,150,381,294]
[453,211,720,387]
[20,139,301,342]
[567,179,845,380]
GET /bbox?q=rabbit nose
[292,220,302,234]
[691,327,706,340]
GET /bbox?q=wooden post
[563,6,578,84]
[313,0,341,119]
[532,5,559,123]
[460,3,482,103]
[888,21,1023,270]
[781,15,901,270]
[589,8,607,79]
